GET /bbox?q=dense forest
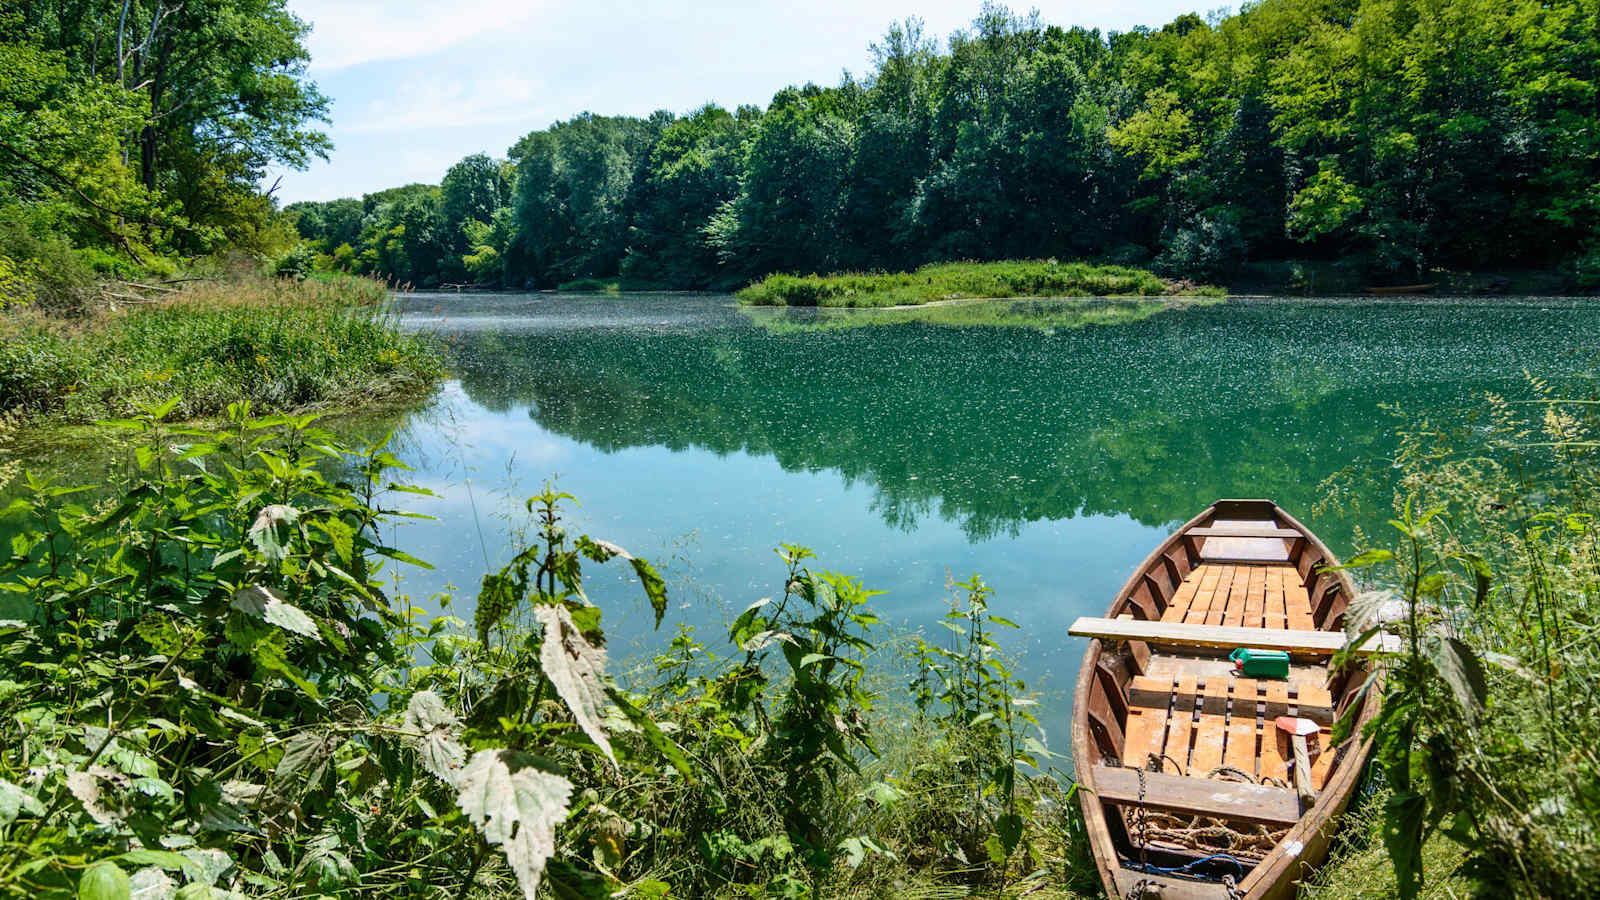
[0,1,326,306]
[289,0,1600,291]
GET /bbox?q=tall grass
[1315,378,1600,898]
[737,260,1220,307]
[0,274,441,423]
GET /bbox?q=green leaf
[1426,635,1488,719]
[248,505,298,562]
[0,778,44,826]
[1383,790,1427,900]
[606,688,694,778]
[231,586,318,639]
[78,861,130,900]
[799,652,833,668]
[995,812,1024,854]
[630,557,667,629]
[372,545,435,569]
[983,833,1007,864]
[116,849,190,871]
[1345,548,1395,567]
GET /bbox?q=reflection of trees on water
[444,301,1598,544]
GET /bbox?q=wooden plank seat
[1093,766,1303,827]
[1186,526,1303,539]
[1068,616,1393,655]
[1128,675,1335,725]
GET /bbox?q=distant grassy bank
[736,260,1222,307]
[556,276,673,293]
[746,295,1224,332]
[0,274,442,427]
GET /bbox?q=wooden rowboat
[1069,499,1379,899]
[1364,283,1436,295]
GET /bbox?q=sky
[270,1,1210,205]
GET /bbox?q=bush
[738,259,1189,307]
[1561,245,1600,292]
[1155,212,1247,282]
[272,245,315,280]
[0,275,440,424]
[0,217,96,315]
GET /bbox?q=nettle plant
[0,403,687,900]
[909,574,1051,874]
[397,483,683,899]
[0,400,440,898]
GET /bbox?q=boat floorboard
[1164,562,1315,630]
[1119,561,1337,792]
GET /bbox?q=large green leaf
[1383,790,1427,900]
[1425,634,1488,720]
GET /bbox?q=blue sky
[271,1,1210,205]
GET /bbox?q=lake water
[370,291,1600,746]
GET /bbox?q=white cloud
[288,0,550,70]
[342,74,543,134]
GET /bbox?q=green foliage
[2,2,328,269]
[1323,384,1600,898]
[0,275,441,422]
[0,214,95,315]
[737,259,1181,307]
[270,246,314,281]
[0,403,439,898]
[908,575,1050,872]
[327,0,1600,289]
[0,407,1102,900]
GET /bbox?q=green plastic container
[1229,647,1290,679]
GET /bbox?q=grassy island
[736,260,1221,308]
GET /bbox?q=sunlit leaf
[77,861,131,900]
[630,557,667,629]
[231,586,318,639]
[456,750,574,900]
[404,690,467,787]
[248,505,298,562]
[534,605,615,767]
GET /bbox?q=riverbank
[0,274,442,428]
[736,260,1222,307]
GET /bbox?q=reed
[0,274,441,424]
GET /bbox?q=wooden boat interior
[1073,499,1378,899]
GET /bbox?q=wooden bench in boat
[1164,562,1316,629]
[1127,675,1335,724]
[1092,766,1303,827]
[1067,616,1395,655]
[1185,526,1303,540]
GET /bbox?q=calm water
[370,291,1598,745]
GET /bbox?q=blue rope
[1129,853,1245,879]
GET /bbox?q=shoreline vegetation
[735,260,1221,307]
[0,273,442,431]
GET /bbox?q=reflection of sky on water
[381,378,1145,745]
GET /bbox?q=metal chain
[1122,764,1153,900]
[1223,873,1243,900]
